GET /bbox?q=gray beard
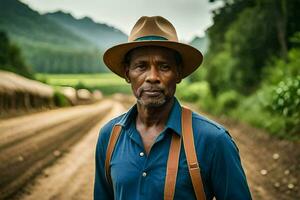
[137,97,167,108]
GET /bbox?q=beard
[134,85,173,108]
[137,95,167,108]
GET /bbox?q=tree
[0,31,34,78]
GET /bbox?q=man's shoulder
[191,111,229,139]
[96,112,129,149]
[99,113,127,137]
[190,110,239,152]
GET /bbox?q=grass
[35,73,131,95]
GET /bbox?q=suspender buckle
[189,162,199,170]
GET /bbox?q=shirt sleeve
[210,130,252,200]
[94,127,114,200]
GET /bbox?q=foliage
[53,90,71,107]
[189,0,300,139]
[176,80,215,111]
[0,31,34,78]
[230,86,287,138]
[75,81,87,90]
[214,90,242,114]
[202,0,300,95]
[176,81,210,101]
[263,47,300,85]
[229,49,300,139]
[268,76,300,135]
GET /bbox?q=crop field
[36,73,131,95]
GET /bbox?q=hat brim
[103,40,203,79]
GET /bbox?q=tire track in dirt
[0,100,114,200]
[12,101,126,200]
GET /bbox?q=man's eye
[130,64,146,70]
[160,64,171,71]
[136,64,146,70]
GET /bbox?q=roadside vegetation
[177,0,300,139]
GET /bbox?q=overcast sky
[20,0,222,42]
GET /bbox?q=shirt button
[142,172,147,177]
[139,152,145,157]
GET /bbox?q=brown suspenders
[181,107,206,200]
[104,107,206,200]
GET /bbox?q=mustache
[137,85,164,96]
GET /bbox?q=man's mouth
[142,89,163,96]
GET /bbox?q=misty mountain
[0,0,127,73]
[45,11,127,50]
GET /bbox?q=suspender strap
[104,106,206,200]
[105,125,122,186]
[182,107,206,200]
[164,133,182,200]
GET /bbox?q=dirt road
[0,99,115,199]
[11,100,126,200]
[1,97,299,200]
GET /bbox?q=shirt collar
[116,97,182,136]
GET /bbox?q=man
[94,16,252,200]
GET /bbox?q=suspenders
[104,107,206,200]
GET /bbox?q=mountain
[45,11,127,50]
[189,36,209,54]
[0,0,127,73]
[0,0,93,50]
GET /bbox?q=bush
[176,81,211,101]
[214,90,242,114]
[263,48,300,85]
[268,76,300,135]
[53,90,70,107]
[75,81,87,90]
[231,81,300,139]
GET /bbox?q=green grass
[36,73,131,95]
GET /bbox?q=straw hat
[103,16,203,79]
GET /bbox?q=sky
[20,0,222,42]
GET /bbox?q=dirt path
[11,100,126,200]
[2,97,299,200]
[0,99,115,199]
[218,117,300,200]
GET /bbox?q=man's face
[125,46,181,108]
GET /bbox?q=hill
[45,11,127,50]
[0,0,127,73]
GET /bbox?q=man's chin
[137,98,167,108]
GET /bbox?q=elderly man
[94,16,252,200]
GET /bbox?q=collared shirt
[94,98,252,200]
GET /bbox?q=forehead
[128,46,177,63]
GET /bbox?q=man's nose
[145,65,160,83]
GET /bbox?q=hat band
[134,35,168,41]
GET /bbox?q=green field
[36,73,131,95]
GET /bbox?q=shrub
[214,90,242,114]
[268,76,300,135]
[53,90,70,107]
[176,81,211,102]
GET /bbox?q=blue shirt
[94,98,252,200]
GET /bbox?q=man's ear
[176,76,182,84]
[124,64,131,83]
[176,64,182,84]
